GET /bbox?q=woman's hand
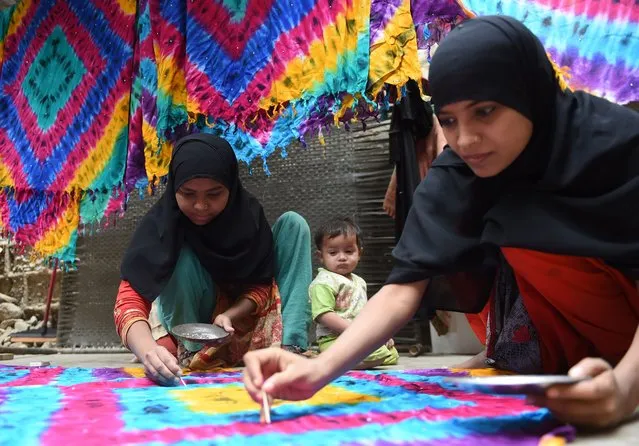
[213,313,235,333]
[243,348,330,403]
[242,282,427,403]
[530,358,637,428]
[126,320,182,386]
[142,345,183,386]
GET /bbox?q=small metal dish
[170,323,231,347]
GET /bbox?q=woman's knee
[276,211,310,235]
[174,246,201,271]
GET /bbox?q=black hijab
[387,16,639,312]
[121,134,274,301]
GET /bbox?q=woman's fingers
[214,315,235,333]
[244,371,261,402]
[152,358,179,384]
[144,347,181,385]
[568,357,612,378]
[547,359,613,400]
[243,349,282,402]
[157,348,182,376]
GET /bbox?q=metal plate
[444,375,588,395]
[170,323,231,345]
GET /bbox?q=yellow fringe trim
[204,115,216,128]
[546,52,572,91]
[187,111,199,125]
[318,126,325,146]
[334,94,356,126]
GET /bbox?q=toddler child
[310,217,399,368]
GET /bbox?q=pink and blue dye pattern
[0,366,574,445]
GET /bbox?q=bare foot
[451,350,487,369]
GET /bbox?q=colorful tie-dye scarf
[127,0,424,188]
[451,0,637,103]
[0,0,136,261]
[1,0,637,262]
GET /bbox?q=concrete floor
[1,353,637,445]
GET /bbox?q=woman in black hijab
[242,16,639,429]
[114,134,312,383]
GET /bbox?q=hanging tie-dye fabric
[124,0,169,192]
[368,0,423,95]
[445,0,637,104]
[2,0,637,262]
[130,0,376,187]
[410,0,466,54]
[2,0,424,261]
[0,0,136,262]
[130,0,426,188]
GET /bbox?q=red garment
[487,249,639,373]
[156,334,178,357]
[113,279,283,367]
[113,281,152,347]
[466,301,490,345]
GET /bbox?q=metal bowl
[170,323,231,346]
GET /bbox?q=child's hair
[314,217,363,250]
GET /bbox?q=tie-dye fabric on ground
[0,365,575,445]
[0,0,135,261]
[458,0,638,104]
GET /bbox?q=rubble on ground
[0,294,58,347]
